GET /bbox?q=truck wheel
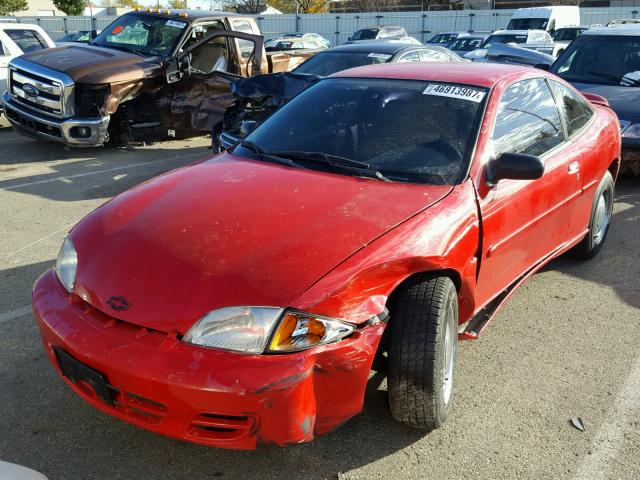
[572,171,614,260]
[387,274,457,430]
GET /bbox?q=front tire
[572,171,614,260]
[387,274,458,430]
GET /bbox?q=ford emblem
[22,83,39,97]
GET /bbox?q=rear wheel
[387,274,457,430]
[572,171,614,260]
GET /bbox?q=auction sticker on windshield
[166,20,187,29]
[423,84,486,103]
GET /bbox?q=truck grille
[9,67,66,118]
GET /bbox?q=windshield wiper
[96,43,142,56]
[587,71,623,83]
[234,140,303,168]
[269,150,393,182]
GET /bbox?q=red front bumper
[33,270,384,449]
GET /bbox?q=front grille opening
[187,412,258,441]
[199,413,249,421]
[194,425,236,433]
[6,108,62,137]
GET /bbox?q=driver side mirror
[486,152,544,186]
[165,55,191,84]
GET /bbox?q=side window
[0,41,6,56]
[397,51,420,63]
[5,29,48,52]
[420,49,449,62]
[182,21,225,52]
[189,36,230,75]
[492,78,564,158]
[231,19,255,60]
[549,80,594,137]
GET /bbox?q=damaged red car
[33,63,621,450]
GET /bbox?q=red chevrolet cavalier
[33,63,620,449]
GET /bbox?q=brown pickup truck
[2,10,316,147]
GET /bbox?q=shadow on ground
[543,176,640,310]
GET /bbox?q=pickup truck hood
[19,44,162,84]
[71,154,452,334]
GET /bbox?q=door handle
[568,161,580,175]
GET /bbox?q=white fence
[3,7,640,43]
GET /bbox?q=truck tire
[387,274,457,430]
[572,171,614,260]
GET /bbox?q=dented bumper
[33,270,384,449]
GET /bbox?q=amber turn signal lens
[268,312,354,352]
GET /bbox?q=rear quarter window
[5,29,48,52]
[549,80,594,137]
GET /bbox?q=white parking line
[0,305,32,324]
[573,353,640,480]
[1,154,198,191]
[3,222,75,260]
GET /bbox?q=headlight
[621,122,640,138]
[182,307,283,353]
[182,307,356,354]
[55,237,77,293]
[268,311,355,353]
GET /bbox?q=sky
[136,0,226,10]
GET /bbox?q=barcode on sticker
[166,20,187,29]
[423,84,485,103]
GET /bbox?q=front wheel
[572,170,614,260]
[387,274,458,430]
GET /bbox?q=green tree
[53,0,85,15]
[168,0,185,7]
[0,0,27,16]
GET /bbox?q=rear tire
[387,274,458,430]
[572,171,614,260]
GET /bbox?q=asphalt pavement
[0,116,639,480]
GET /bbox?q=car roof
[583,25,640,36]
[126,9,248,22]
[491,29,543,35]
[331,62,538,89]
[0,23,43,29]
[451,34,487,39]
[323,41,424,54]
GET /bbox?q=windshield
[554,28,585,41]
[351,29,378,41]
[428,34,458,44]
[507,18,549,30]
[449,37,483,51]
[92,13,187,56]
[294,51,391,76]
[482,34,528,48]
[236,78,486,185]
[552,35,640,85]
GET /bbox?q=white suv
[0,23,55,112]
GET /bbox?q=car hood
[569,81,640,124]
[71,154,452,334]
[19,44,162,84]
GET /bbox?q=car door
[167,30,263,133]
[475,77,582,307]
[0,39,9,95]
[547,79,598,239]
